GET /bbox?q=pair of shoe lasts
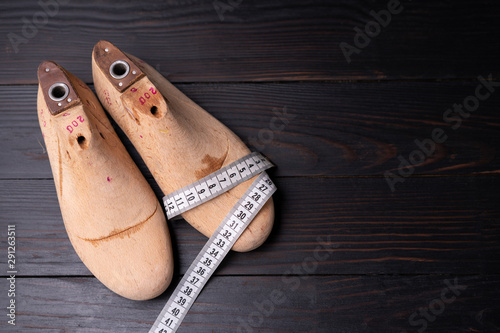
[37,41,274,301]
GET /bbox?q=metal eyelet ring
[48,83,69,102]
[109,60,130,80]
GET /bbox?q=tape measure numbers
[163,152,273,219]
[151,154,276,333]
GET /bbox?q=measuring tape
[163,152,273,219]
[151,153,276,333]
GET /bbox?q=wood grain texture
[1,176,499,276]
[1,0,500,83]
[0,275,498,332]
[36,62,174,300]
[91,41,275,252]
[1,1,499,332]
[2,81,500,179]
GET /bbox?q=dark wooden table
[1,1,499,332]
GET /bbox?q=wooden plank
[1,176,499,276]
[0,275,497,332]
[2,81,500,179]
[1,0,500,83]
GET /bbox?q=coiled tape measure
[150,152,276,333]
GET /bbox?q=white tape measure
[163,152,273,219]
[151,153,276,333]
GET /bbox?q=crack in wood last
[78,203,159,246]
